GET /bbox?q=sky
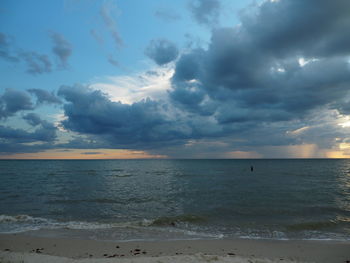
[1,0,350,159]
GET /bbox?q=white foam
[0,214,47,223]
[0,214,117,233]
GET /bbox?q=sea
[0,159,349,241]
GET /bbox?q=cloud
[100,1,123,49]
[20,51,52,74]
[171,0,350,126]
[0,32,19,62]
[188,0,221,26]
[91,66,173,104]
[81,151,103,155]
[0,141,53,155]
[23,113,42,126]
[50,32,72,68]
[0,122,57,152]
[0,89,34,119]
[0,108,57,155]
[57,84,228,150]
[104,0,350,156]
[154,9,181,22]
[4,0,350,158]
[239,0,350,58]
[55,136,107,150]
[57,84,187,148]
[0,88,60,121]
[0,34,51,75]
[0,110,58,154]
[55,0,350,157]
[107,54,119,67]
[145,39,179,65]
[90,29,104,45]
[34,121,58,142]
[28,88,62,105]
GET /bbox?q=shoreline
[1,234,349,263]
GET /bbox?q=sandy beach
[0,234,349,263]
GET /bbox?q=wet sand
[0,234,349,263]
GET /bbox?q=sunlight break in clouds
[91,65,174,104]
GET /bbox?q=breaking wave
[148,215,206,227]
[0,214,208,234]
[286,220,338,231]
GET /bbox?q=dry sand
[0,234,349,263]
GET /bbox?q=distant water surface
[0,159,349,241]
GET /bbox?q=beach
[1,234,349,263]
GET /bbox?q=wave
[112,174,133,178]
[1,214,348,241]
[0,214,52,224]
[0,214,206,233]
[0,214,116,233]
[286,220,338,231]
[149,215,206,227]
[106,169,124,172]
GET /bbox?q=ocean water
[0,159,349,241]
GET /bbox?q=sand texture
[0,234,349,263]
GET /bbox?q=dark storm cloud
[168,80,217,116]
[32,121,57,142]
[57,84,233,151]
[0,122,56,143]
[0,141,55,155]
[28,88,62,105]
[165,0,350,154]
[0,142,53,154]
[145,39,179,65]
[22,113,58,140]
[0,89,34,119]
[50,32,72,68]
[57,84,194,147]
[56,136,107,150]
[188,0,220,26]
[0,118,57,155]
[23,113,42,126]
[240,0,350,58]
[0,88,60,121]
[0,111,58,154]
[171,0,350,126]
[172,49,204,82]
